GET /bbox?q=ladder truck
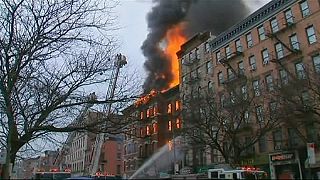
[89,54,127,176]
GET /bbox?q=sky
[114,0,270,83]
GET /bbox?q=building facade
[122,86,181,178]
[178,0,320,179]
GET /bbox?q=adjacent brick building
[178,0,320,179]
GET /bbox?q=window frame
[306,26,317,44]
[289,33,300,50]
[262,48,269,65]
[270,18,279,33]
[252,80,261,97]
[246,33,253,48]
[258,26,266,41]
[300,0,310,18]
[275,43,284,59]
[284,8,294,24]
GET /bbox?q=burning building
[122,86,181,178]
[123,0,254,178]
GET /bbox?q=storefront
[269,151,302,179]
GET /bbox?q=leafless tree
[272,58,320,146]
[0,0,138,178]
[181,75,281,167]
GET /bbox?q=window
[235,39,242,52]
[258,26,266,41]
[216,51,221,64]
[220,94,225,107]
[265,74,274,91]
[252,80,261,96]
[205,42,210,53]
[140,111,144,120]
[269,101,277,115]
[249,56,256,70]
[279,69,289,85]
[218,72,224,85]
[167,103,172,113]
[273,129,283,150]
[301,91,310,105]
[288,128,302,147]
[259,135,267,153]
[290,34,300,50]
[256,105,264,123]
[238,61,245,75]
[270,18,279,33]
[241,85,248,100]
[175,100,180,110]
[225,45,231,59]
[244,110,250,123]
[313,54,320,73]
[196,67,201,77]
[208,81,214,93]
[195,48,200,60]
[206,61,213,74]
[227,68,235,80]
[306,26,317,44]
[176,118,181,129]
[275,43,284,59]
[189,51,195,61]
[153,123,157,134]
[246,33,253,48]
[300,0,310,18]
[295,62,306,79]
[284,9,294,24]
[146,126,150,135]
[168,120,172,131]
[262,48,269,65]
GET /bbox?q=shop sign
[270,152,295,162]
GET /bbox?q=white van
[208,168,267,179]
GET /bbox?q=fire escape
[265,15,302,76]
[218,48,246,85]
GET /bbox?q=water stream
[129,136,185,179]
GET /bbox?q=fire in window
[176,118,181,129]
[175,100,180,110]
[146,126,150,135]
[140,111,144,120]
[167,103,172,114]
[146,109,150,118]
[168,120,172,131]
[153,123,157,134]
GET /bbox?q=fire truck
[207,167,268,179]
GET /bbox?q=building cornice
[209,0,297,51]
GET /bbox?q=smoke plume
[142,0,250,93]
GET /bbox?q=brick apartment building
[122,86,181,178]
[57,111,124,177]
[178,0,320,179]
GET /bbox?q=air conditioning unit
[250,65,256,71]
[263,60,269,65]
[274,144,282,150]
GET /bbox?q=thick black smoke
[142,0,250,93]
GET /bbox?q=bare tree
[181,75,281,167]
[272,58,320,147]
[0,0,138,178]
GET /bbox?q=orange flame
[164,23,186,89]
[135,89,158,107]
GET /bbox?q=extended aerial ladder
[89,54,127,176]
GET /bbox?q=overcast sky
[114,0,270,80]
